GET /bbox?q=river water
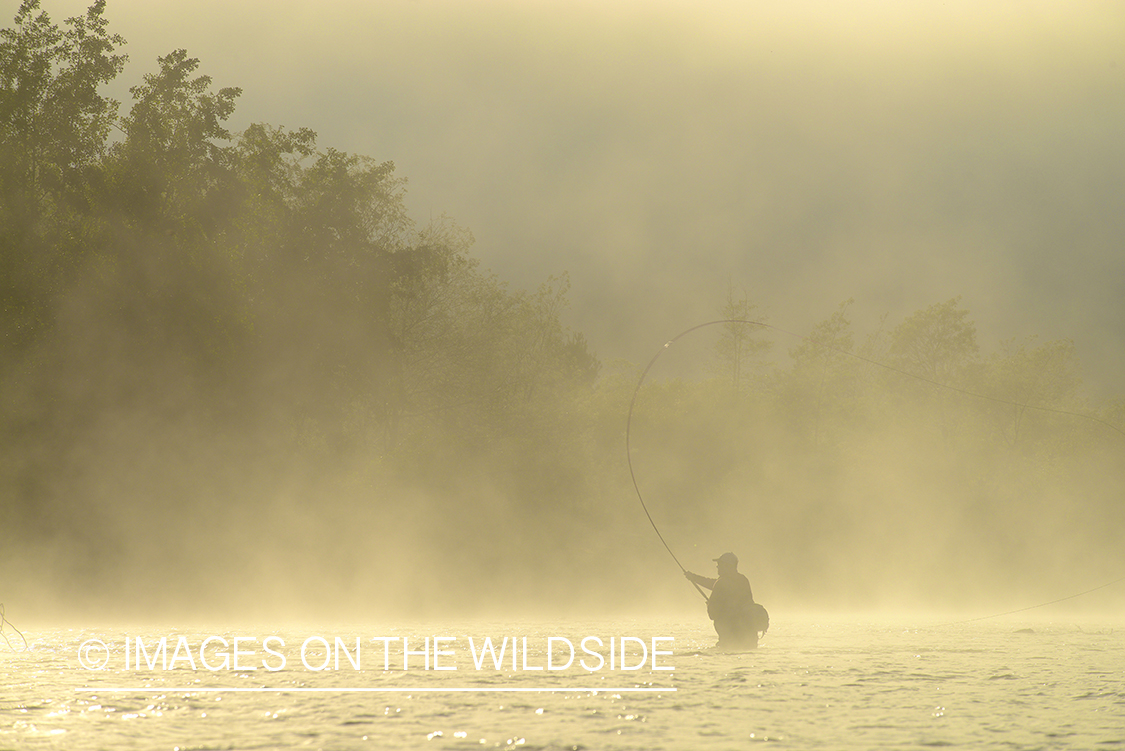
[2,615,1122,750]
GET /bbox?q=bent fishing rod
[625,318,1125,607]
[624,322,757,601]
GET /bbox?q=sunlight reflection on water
[2,617,1123,749]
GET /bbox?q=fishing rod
[625,318,1125,608]
[625,320,794,600]
[624,322,740,601]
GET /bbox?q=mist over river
[3,615,1122,750]
[4,3,1124,749]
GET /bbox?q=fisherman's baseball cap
[713,552,738,566]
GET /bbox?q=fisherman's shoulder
[717,572,753,597]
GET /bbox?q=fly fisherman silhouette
[684,552,768,650]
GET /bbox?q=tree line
[629,293,1123,609]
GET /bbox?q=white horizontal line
[76,687,674,693]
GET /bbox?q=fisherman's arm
[684,571,716,590]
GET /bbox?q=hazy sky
[35,0,1125,393]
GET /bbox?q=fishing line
[930,575,1125,627]
[625,318,1125,608]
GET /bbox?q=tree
[0,0,125,208]
[888,296,978,384]
[109,48,240,234]
[782,299,860,446]
[712,283,770,395]
[0,0,126,355]
[885,297,979,446]
[981,336,1083,452]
